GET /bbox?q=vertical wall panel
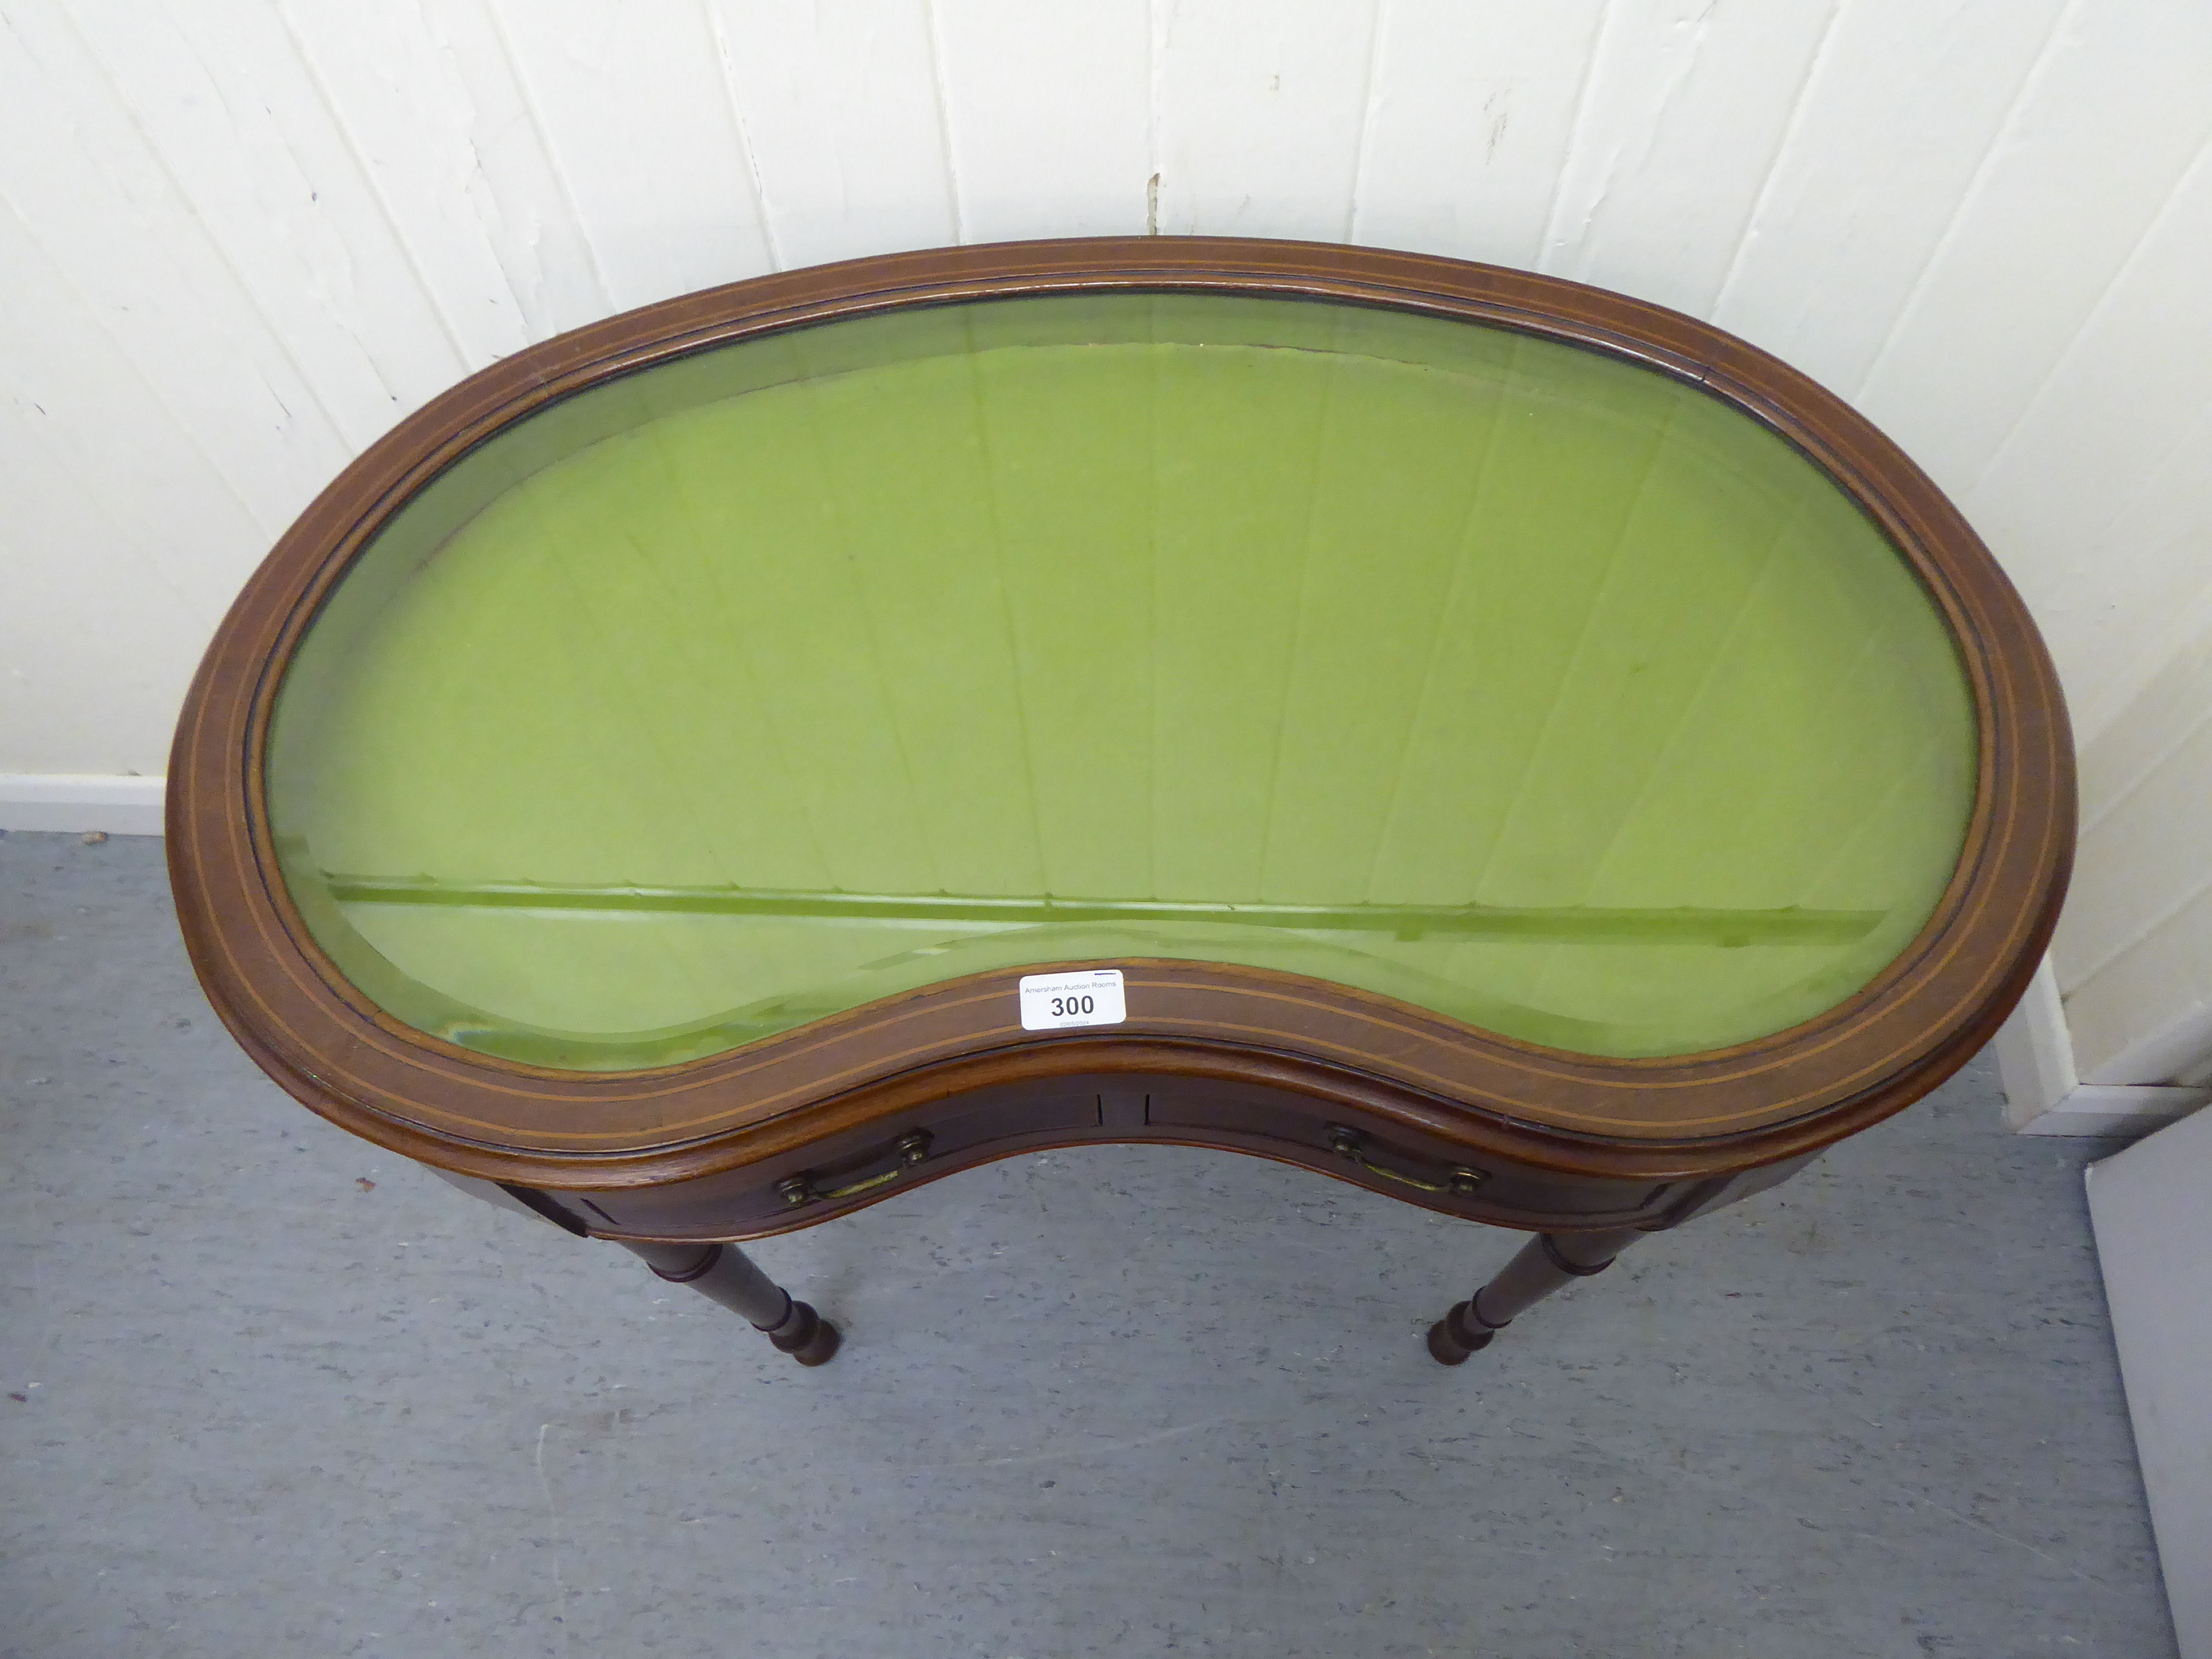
[928,0,1150,242]
[1150,0,1383,243]
[66,0,472,445]
[486,0,776,311]
[1709,0,2068,398]
[0,403,207,775]
[0,202,267,597]
[2060,407,2212,729]
[1957,143,2212,734]
[0,1,350,534]
[1853,0,2212,496]
[1350,0,1607,268]
[2061,709,2212,999]
[0,211,255,773]
[1537,0,1846,318]
[707,0,958,270]
[2065,853,2212,1087]
[2051,607,2212,1082]
[275,0,613,361]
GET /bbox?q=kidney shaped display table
[169,238,2072,1369]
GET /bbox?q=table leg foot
[761,1294,842,1366]
[1427,1227,1646,1365]
[618,1239,841,1367]
[1425,1298,1505,1365]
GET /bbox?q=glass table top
[266,293,1977,1072]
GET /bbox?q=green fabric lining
[267,293,1977,1073]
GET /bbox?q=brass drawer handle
[779,1130,934,1208]
[1326,1125,1487,1197]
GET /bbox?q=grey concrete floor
[0,830,2176,1658]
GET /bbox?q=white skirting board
[2087,1103,2212,1658]
[1993,958,2212,1138]
[0,774,166,836]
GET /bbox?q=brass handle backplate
[779,1129,934,1208]
[1326,1125,1487,1197]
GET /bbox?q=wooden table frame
[167,237,2074,1368]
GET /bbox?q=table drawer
[575,1084,1104,1236]
[1144,1085,1677,1226]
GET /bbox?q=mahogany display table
[168,238,2072,1369]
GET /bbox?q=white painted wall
[1993,957,2211,1137]
[2055,605,2212,1085]
[5,0,2211,1086]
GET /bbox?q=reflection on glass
[267,294,1977,1072]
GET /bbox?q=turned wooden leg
[1426,1226,1647,1365]
[618,1240,841,1367]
